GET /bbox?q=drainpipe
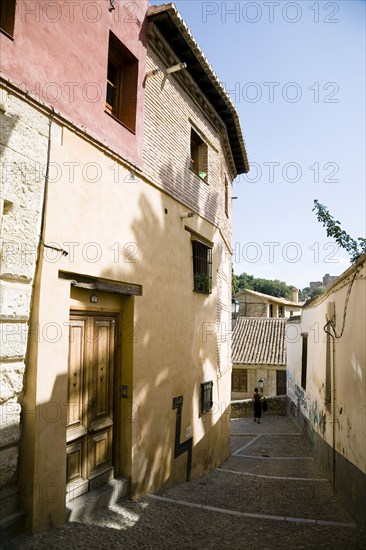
[331,332,336,491]
[327,301,336,491]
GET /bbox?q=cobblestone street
[4,415,365,549]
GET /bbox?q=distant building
[234,288,303,319]
[322,273,338,286]
[310,273,338,290]
[232,317,286,400]
[310,281,323,291]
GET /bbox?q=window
[200,381,213,415]
[192,240,212,293]
[301,333,308,390]
[225,177,229,217]
[278,305,284,318]
[190,128,208,182]
[269,304,273,317]
[232,369,248,392]
[106,32,138,132]
[0,0,16,37]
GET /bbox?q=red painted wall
[1,0,148,166]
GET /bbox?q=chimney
[292,288,299,303]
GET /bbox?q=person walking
[253,387,262,423]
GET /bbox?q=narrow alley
[5,414,365,550]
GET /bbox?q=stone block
[0,446,18,487]
[0,363,25,404]
[0,484,20,519]
[0,281,32,318]
[0,322,28,359]
[0,399,21,432]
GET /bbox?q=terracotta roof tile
[232,317,286,366]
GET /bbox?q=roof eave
[147,4,249,175]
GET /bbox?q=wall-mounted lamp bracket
[166,62,187,75]
[146,68,161,79]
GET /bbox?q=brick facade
[143,39,233,245]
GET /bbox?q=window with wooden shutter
[232,369,248,392]
[106,32,138,132]
[0,0,16,38]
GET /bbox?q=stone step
[66,478,128,523]
[0,510,25,545]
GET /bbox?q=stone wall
[0,87,48,521]
[231,395,287,418]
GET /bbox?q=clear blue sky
[150,0,366,288]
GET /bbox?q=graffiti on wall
[294,383,311,415]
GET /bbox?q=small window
[301,333,308,390]
[224,177,229,217]
[278,305,284,318]
[269,304,273,317]
[0,0,16,37]
[190,128,208,182]
[232,369,247,392]
[200,381,213,415]
[106,32,138,132]
[192,240,212,294]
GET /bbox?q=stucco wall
[0,88,48,519]
[18,112,232,530]
[286,257,366,524]
[0,0,148,166]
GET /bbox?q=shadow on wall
[157,158,220,228]
[101,187,226,497]
[0,104,19,159]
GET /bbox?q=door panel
[67,320,86,430]
[66,314,116,500]
[276,370,287,395]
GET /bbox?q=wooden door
[66,314,116,501]
[276,370,287,396]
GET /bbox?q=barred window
[200,381,213,415]
[192,240,212,294]
[232,369,248,392]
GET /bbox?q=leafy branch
[313,200,366,262]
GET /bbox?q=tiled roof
[232,317,286,366]
[235,288,304,307]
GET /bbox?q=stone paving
[4,415,366,549]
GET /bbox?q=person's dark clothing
[253,391,262,420]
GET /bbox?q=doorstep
[66,478,128,522]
